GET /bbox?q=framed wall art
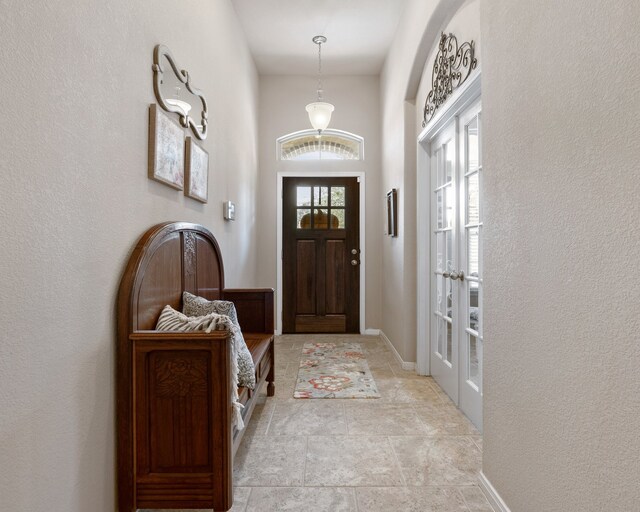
[184,137,209,203]
[387,188,398,237]
[148,103,185,190]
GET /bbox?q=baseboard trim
[364,328,380,335]
[379,330,416,371]
[479,472,511,512]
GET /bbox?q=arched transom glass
[277,129,364,161]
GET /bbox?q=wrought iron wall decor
[153,44,208,140]
[422,33,477,127]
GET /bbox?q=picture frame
[148,103,185,190]
[387,188,398,237]
[184,137,209,203]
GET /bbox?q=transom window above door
[277,129,364,161]
[296,185,346,229]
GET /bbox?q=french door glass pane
[437,274,445,315]
[467,116,479,171]
[437,319,444,356]
[468,333,479,385]
[469,282,479,332]
[445,184,454,229]
[466,172,479,224]
[446,230,453,272]
[446,276,453,320]
[467,227,479,276]
[446,320,453,363]
[436,232,445,270]
[436,189,444,229]
[445,141,454,183]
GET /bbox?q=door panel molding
[276,171,366,335]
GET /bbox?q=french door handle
[443,270,465,281]
[450,270,465,281]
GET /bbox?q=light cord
[317,40,323,101]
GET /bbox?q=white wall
[481,0,640,510]
[0,1,258,510]
[380,0,466,362]
[385,0,640,509]
[256,75,382,331]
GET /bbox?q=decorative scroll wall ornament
[152,44,208,140]
[422,33,478,127]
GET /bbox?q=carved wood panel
[144,351,212,472]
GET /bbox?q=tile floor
[231,334,493,512]
[145,334,494,512]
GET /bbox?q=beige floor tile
[275,350,305,364]
[389,435,482,486]
[471,435,483,451]
[268,401,347,435]
[413,402,479,436]
[345,402,432,436]
[230,487,251,512]
[234,435,307,486]
[305,435,404,487]
[355,486,468,512]
[376,376,444,403]
[245,487,357,511]
[242,401,275,436]
[459,486,495,511]
[270,376,298,400]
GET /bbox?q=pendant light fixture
[306,35,334,134]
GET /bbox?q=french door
[429,99,483,430]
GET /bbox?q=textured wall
[380,0,466,362]
[256,75,382,332]
[0,1,258,510]
[481,0,640,510]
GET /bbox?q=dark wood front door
[283,177,360,333]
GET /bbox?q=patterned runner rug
[294,342,380,399]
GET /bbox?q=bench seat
[234,332,275,451]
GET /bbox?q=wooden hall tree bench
[116,222,275,512]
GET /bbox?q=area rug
[294,342,380,399]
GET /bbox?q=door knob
[442,271,451,278]
[351,259,358,266]
[351,249,359,255]
[450,270,465,281]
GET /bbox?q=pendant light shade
[306,101,334,132]
[307,35,334,134]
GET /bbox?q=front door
[282,177,360,333]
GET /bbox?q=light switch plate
[223,200,236,221]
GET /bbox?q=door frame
[416,71,481,375]
[276,171,366,335]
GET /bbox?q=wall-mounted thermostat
[223,201,236,221]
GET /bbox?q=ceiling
[231,0,407,75]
